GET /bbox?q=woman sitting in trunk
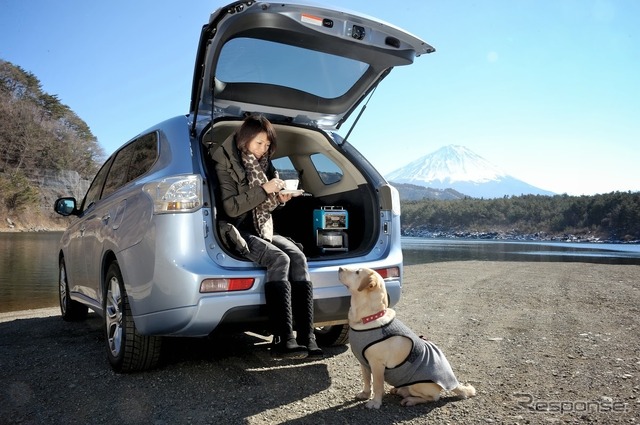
[210,114,322,359]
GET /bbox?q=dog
[338,266,476,409]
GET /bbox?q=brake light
[373,267,400,279]
[200,278,255,293]
[143,175,202,214]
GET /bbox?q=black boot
[264,281,308,359]
[292,280,324,358]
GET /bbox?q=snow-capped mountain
[386,145,555,199]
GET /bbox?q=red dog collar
[361,309,386,324]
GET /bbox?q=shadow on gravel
[161,330,348,367]
[278,394,465,424]
[0,312,358,424]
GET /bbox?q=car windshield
[216,37,369,99]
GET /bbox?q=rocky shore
[402,228,640,244]
[1,261,639,424]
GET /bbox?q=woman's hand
[263,178,284,194]
[278,191,293,204]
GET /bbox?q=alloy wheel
[105,275,123,357]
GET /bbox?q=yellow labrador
[338,266,476,409]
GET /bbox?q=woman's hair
[235,114,277,158]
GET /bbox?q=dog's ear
[357,271,378,292]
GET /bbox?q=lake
[402,237,640,265]
[1,233,639,314]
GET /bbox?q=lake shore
[0,306,59,323]
[1,261,639,424]
[402,229,640,244]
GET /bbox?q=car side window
[102,132,159,199]
[80,157,114,213]
[126,132,158,181]
[272,156,298,179]
[310,153,343,185]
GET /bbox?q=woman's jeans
[244,234,310,282]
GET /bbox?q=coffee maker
[313,206,348,253]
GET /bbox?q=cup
[283,179,299,191]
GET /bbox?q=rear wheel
[314,324,349,346]
[59,258,88,321]
[104,261,162,372]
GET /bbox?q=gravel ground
[1,261,639,424]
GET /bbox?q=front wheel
[104,261,162,372]
[59,257,88,321]
[314,324,349,346]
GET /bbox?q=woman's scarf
[241,150,280,241]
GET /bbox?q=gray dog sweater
[349,317,460,390]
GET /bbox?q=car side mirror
[54,197,79,216]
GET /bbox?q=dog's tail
[452,383,476,399]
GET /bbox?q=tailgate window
[216,38,368,99]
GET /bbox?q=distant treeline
[401,192,640,242]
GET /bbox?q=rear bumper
[133,280,401,337]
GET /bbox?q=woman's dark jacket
[209,135,278,236]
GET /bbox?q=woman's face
[245,131,271,159]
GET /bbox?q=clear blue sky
[2,0,639,196]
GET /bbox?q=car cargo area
[201,119,380,259]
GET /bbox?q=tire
[59,258,88,321]
[104,261,162,373]
[314,324,349,346]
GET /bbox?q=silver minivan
[54,0,434,372]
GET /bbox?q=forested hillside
[0,59,103,229]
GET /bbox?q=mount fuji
[385,145,555,199]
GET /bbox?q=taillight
[143,175,202,214]
[374,267,400,279]
[200,278,255,293]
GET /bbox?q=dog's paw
[453,384,476,399]
[400,397,418,406]
[365,399,382,409]
[400,394,439,406]
[390,386,410,398]
[355,391,371,400]
[401,396,432,406]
